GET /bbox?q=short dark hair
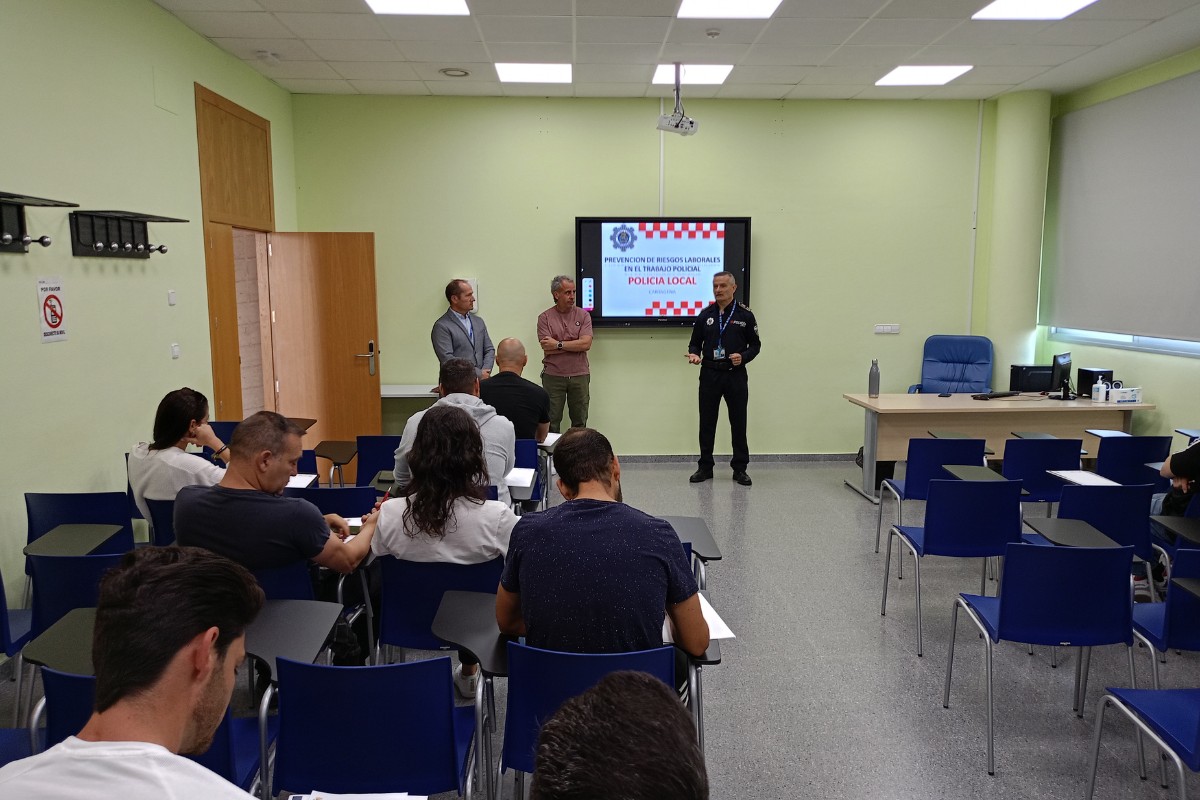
[229,411,304,460]
[553,428,614,494]
[92,546,264,712]
[439,358,478,395]
[445,279,468,302]
[150,387,209,451]
[531,671,708,800]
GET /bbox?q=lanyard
[717,305,734,345]
[457,313,474,344]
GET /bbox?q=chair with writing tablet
[875,437,987,554]
[144,498,176,547]
[1094,435,1172,492]
[1000,437,1083,514]
[355,435,402,487]
[30,667,95,751]
[1,569,33,727]
[188,709,279,793]
[515,439,545,511]
[23,492,133,603]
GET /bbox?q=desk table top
[658,516,723,562]
[844,393,1155,414]
[1023,517,1139,559]
[24,524,124,557]
[1151,516,1200,546]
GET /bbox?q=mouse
[938,392,952,398]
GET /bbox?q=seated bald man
[479,338,551,444]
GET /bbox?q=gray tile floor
[3,460,1197,799]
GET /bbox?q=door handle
[353,339,378,376]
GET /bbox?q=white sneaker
[454,664,479,699]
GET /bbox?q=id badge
[713,346,726,360]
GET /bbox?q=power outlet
[873,324,901,334]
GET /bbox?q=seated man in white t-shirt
[127,387,230,539]
[0,546,265,799]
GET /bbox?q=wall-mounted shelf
[69,210,188,259]
[0,191,78,254]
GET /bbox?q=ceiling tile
[646,84,720,98]
[875,0,991,19]
[306,38,406,60]
[347,80,431,94]
[487,43,573,61]
[726,65,809,83]
[274,12,390,39]
[574,63,656,82]
[740,45,838,65]
[660,43,752,62]
[500,83,575,96]
[716,83,795,98]
[272,77,359,93]
[395,40,489,60]
[1073,0,1198,20]
[852,85,935,99]
[574,0,678,16]
[476,15,572,43]
[210,37,322,59]
[245,58,342,78]
[428,80,505,95]
[411,61,498,80]
[776,0,887,17]
[1030,20,1149,46]
[757,18,865,46]
[922,83,1011,99]
[800,65,890,84]
[577,16,672,44]
[572,83,648,97]
[376,15,481,40]
[847,18,963,45]
[934,20,1051,46]
[918,44,1095,66]
[952,64,1045,83]
[823,45,924,65]
[256,0,365,10]
[154,0,264,11]
[172,11,295,38]
[784,84,861,98]
[330,61,421,79]
[667,19,771,44]
[574,43,663,63]
[465,0,571,14]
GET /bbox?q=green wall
[293,95,985,456]
[0,0,296,601]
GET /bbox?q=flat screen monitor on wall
[575,217,751,328]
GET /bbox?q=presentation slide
[598,222,725,318]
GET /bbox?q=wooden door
[202,221,241,420]
[267,233,381,474]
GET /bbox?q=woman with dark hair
[128,388,228,536]
[371,404,518,696]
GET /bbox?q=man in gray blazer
[432,279,495,378]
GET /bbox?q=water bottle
[868,359,880,398]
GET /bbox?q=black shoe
[732,470,752,486]
[689,469,713,483]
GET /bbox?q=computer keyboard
[971,391,1019,400]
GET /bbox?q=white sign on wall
[38,277,67,343]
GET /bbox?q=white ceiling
[152,0,1200,99]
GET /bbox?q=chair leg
[1078,647,1092,718]
[1073,648,1083,713]
[1085,696,1111,800]
[913,555,923,657]
[943,600,960,708]
[258,685,275,800]
[358,570,375,665]
[881,527,896,617]
[980,559,988,596]
[1051,646,1057,668]
[1146,560,1159,603]
[11,654,24,727]
[985,637,995,775]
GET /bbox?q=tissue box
[1110,387,1142,404]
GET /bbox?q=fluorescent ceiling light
[876,65,972,86]
[678,0,783,19]
[365,0,469,14]
[652,64,733,84]
[495,63,572,83]
[972,0,1099,20]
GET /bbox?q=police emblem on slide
[610,225,637,252]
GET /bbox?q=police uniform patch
[706,317,714,325]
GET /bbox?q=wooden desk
[1150,516,1200,547]
[23,524,124,557]
[844,393,1154,502]
[381,384,438,398]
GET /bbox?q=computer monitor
[1050,352,1072,398]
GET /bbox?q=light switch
[170,343,181,359]
[167,289,177,306]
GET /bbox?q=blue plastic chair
[298,449,318,480]
[501,642,676,793]
[37,667,95,750]
[23,492,134,586]
[1095,435,1172,492]
[944,543,1136,775]
[28,553,124,638]
[282,485,376,518]
[201,420,240,463]
[271,657,475,797]
[251,562,316,602]
[144,498,176,547]
[881,478,1023,656]
[188,709,279,792]
[907,334,993,394]
[875,437,988,553]
[377,556,503,657]
[0,727,39,769]
[515,439,544,510]
[1086,688,1200,798]
[1132,549,1200,690]
[1001,437,1083,510]
[1,570,33,727]
[355,435,402,487]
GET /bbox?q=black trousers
[697,367,749,472]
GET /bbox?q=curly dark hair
[402,405,488,538]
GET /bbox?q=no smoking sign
[38,278,68,343]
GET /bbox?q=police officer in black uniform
[686,271,760,486]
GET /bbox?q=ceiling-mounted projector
[657,111,698,136]
[657,62,698,136]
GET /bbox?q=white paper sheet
[662,593,735,643]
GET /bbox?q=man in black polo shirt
[480,338,551,443]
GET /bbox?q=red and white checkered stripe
[638,222,725,239]
[644,300,707,316]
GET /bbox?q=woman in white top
[371,404,518,696]
[127,388,229,540]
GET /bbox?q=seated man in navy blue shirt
[495,427,709,657]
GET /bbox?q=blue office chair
[377,556,504,659]
[271,657,475,797]
[188,709,279,793]
[23,492,134,597]
[907,334,993,394]
[501,642,676,796]
[28,553,124,638]
[515,439,544,511]
[1,570,33,727]
[876,437,988,553]
[36,667,96,750]
[1086,688,1200,798]
[144,498,175,547]
[355,435,402,487]
[1095,435,1172,492]
[1000,437,1083,511]
[944,543,1136,775]
[881,478,1023,656]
